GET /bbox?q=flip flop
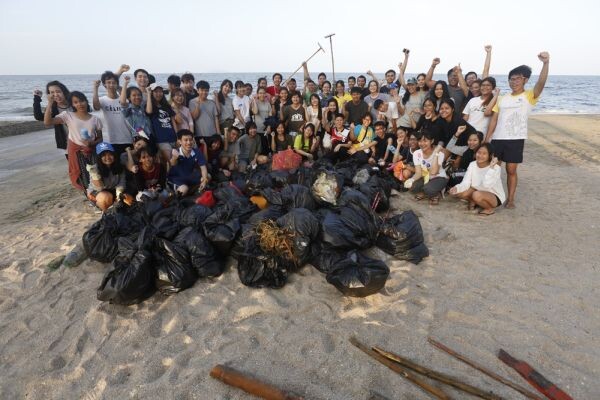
[414,194,426,201]
[478,210,495,216]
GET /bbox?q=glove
[403,178,414,189]
[86,164,101,181]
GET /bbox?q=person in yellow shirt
[333,80,352,113]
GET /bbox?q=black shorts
[491,139,525,164]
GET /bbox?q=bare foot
[505,201,515,209]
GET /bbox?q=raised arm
[145,87,154,115]
[454,64,469,96]
[398,62,408,90]
[120,76,130,107]
[114,64,130,78]
[482,45,492,78]
[484,88,500,117]
[367,70,381,86]
[33,90,44,121]
[533,52,550,99]
[92,80,102,111]
[425,58,440,89]
[400,49,409,75]
[43,95,62,126]
[302,62,311,82]
[190,100,201,120]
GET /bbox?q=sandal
[414,194,426,201]
[478,209,495,216]
[429,196,440,205]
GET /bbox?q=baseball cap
[388,82,399,90]
[406,78,417,85]
[149,83,163,91]
[96,142,115,155]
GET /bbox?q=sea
[0,73,598,120]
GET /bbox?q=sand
[0,115,599,399]
[0,120,46,138]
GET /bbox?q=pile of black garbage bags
[82,159,428,305]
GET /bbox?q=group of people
[33,46,550,215]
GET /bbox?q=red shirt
[330,127,350,143]
[140,163,161,189]
[266,86,281,97]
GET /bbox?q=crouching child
[167,129,209,196]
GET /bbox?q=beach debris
[349,336,452,400]
[376,210,429,264]
[428,338,544,400]
[46,255,65,270]
[210,364,304,400]
[372,346,504,400]
[62,243,87,268]
[497,349,573,400]
[325,252,389,297]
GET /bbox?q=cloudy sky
[1,0,598,75]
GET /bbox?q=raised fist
[432,58,441,66]
[537,52,550,63]
[484,45,492,53]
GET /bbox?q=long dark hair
[46,80,70,97]
[217,79,233,105]
[416,73,429,92]
[309,94,322,120]
[151,89,174,114]
[97,151,123,177]
[325,98,338,123]
[481,77,497,107]
[301,123,315,150]
[430,80,451,101]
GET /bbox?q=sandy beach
[0,114,599,399]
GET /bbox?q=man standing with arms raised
[485,52,550,209]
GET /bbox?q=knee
[176,185,189,196]
[423,184,439,196]
[95,191,114,211]
[472,191,483,202]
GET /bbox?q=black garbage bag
[295,166,314,188]
[174,227,224,278]
[83,205,145,263]
[177,204,212,228]
[214,185,258,223]
[325,251,390,297]
[309,243,346,274]
[97,235,156,305]
[203,204,241,255]
[338,188,371,210]
[260,187,283,206]
[359,178,390,212]
[336,163,359,186]
[270,170,291,188]
[394,242,429,264]
[376,210,425,253]
[237,234,289,288]
[276,208,320,266]
[153,237,198,295]
[246,206,285,226]
[152,206,180,240]
[281,184,316,211]
[246,169,273,195]
[230,223,254,261]
[370,174,392,197]
[321,203,379,250]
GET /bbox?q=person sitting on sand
[270,122,294,153]
[86,142,126,211]
[145,83,179,163]
[404,131,448,205]
[369,121,394,166]
[237,122,263,171]
[133,146,167,201]
[44,91,103,191]
[347,113,375,164]
[167,129,209,197]
[294,123,320,162]
[485,52,550,209]
[391,127,414,182]
[447,131,484,187]
[449,143,505,216]
[33,80,71,156]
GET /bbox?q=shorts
[158,142,176,153]
[491,139,525,164]
[495,195,502,207]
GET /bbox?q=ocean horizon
[1,73,598,120]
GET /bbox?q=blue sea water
[0,73,598,120]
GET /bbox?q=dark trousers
[411,176,448,198]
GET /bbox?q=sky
[1,0,599,76]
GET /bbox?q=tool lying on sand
[210,364,304,400]
[428,338,544,400]
[371,346,503,400]
[349,337,452,400]
[497,349,573,400]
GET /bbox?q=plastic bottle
[62,243,88,268]
[80,128,90,140]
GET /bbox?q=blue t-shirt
[148,106,176,143]
[168,148,206,184]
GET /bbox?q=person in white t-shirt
[93,71,133,158]
[462,77,500,134]
[485,52,550,209]
[232,80,251,133]
[449,143,506,216]
[404,131,448,205]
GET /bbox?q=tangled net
[255,220,296,264]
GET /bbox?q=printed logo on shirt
[104,104,122,112]
[158,109,173,129]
